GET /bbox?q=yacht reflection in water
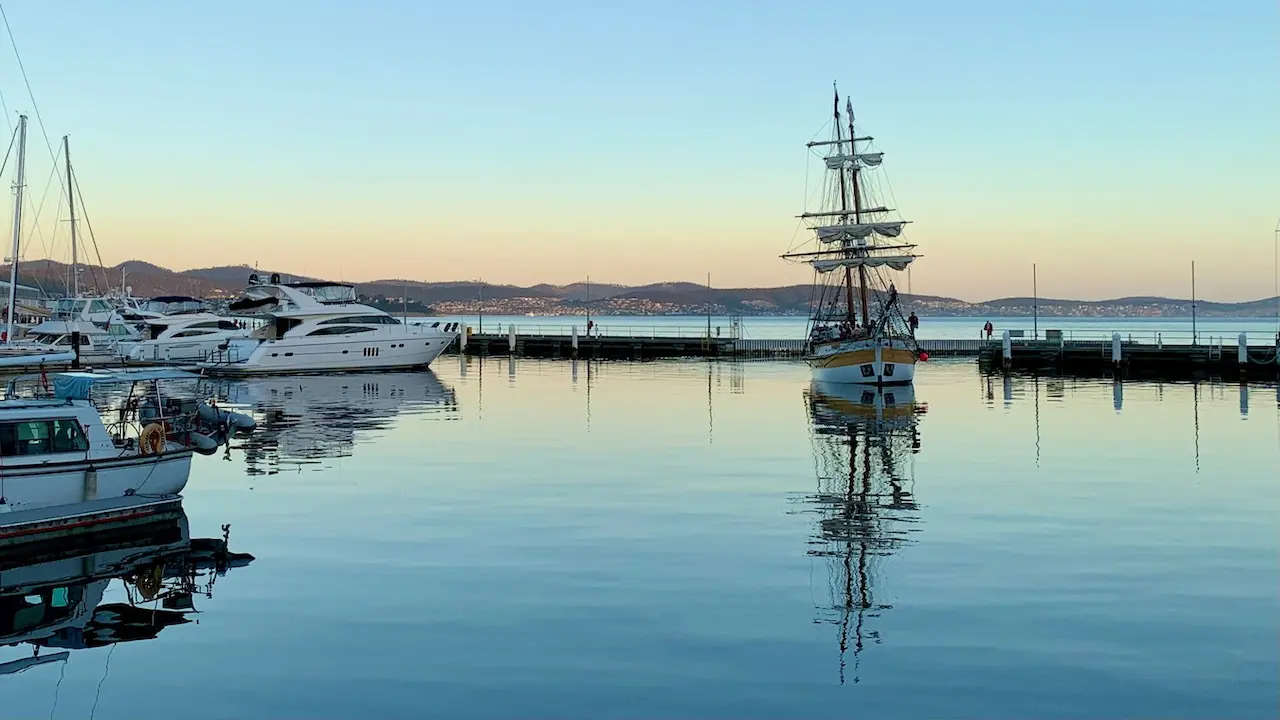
[203,372,459,474]
[0,510,252,676]
[798,380,926,685]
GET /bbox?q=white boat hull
[808,338,917,385]
[121,336,243,364]
[200,327,455,375]
[0,449,192,519]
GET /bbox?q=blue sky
[0,0,1274,300]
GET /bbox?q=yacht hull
[121,336,244,364]
[808,338,917,385]
[200,329,454,376]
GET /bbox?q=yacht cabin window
[306,326,376,336]
[318,315,400,325]
[0,418,90,456]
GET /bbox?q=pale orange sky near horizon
[0,2,1274,305]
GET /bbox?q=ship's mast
[832,85,856,325]
[848,100,870,328]
[64,135,78,298]
[5,114,27,345]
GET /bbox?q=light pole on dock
[1190,261,1197,345]
[706,272,712,341]
[1032,263,1038,340]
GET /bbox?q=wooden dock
[449,331,986,360]
[458,333,736,359]
[979,336,1280,379]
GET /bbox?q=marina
[0,4,1272,716]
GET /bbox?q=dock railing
[1003,329,1280,347]
[456,323,731,340]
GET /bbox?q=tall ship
[784,85,920,385]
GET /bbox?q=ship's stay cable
[73,170,108,291]
[23,148,63,263]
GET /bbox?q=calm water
[3,359,1278,719]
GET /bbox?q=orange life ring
[140,423,166,455]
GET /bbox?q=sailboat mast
[848,101,870,328]
[5,114,28,345]
[64,135,78,298]
[832,85,856,325]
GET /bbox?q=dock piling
[1111,333,1122,368]
[1002,330,1012,373]
[508,324,517,354]
[1238,333,1248,366]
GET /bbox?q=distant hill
[0,260,1275,318]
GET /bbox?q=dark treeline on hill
[1,260,1275,318]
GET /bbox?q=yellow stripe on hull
[808,343,917,385]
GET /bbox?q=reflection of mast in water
[798,381,926,685]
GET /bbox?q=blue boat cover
[52,369,201,400]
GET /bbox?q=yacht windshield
[52,299,86,318]
[142,298,206,315]
[293,284,356,304]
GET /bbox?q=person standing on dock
[908,312,919,336]
[984,320,994,340]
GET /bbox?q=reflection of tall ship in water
[798,380,926,684]
[204,372,459,474]
[0,510,252,676]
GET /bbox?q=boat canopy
[48,369,202,400]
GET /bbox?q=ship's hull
[807,338,917,385]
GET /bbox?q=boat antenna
[5,113,26,345]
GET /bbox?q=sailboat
[783,85,920,385]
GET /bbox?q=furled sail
[815,221,907,241]
[822,152,884,170]
[810,255,915,272]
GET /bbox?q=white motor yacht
[2,296,141,367]
[7,320,133,365]
[200,273,459,375]
[117,297,249,364]
[116,295,209,332]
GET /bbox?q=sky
[0,0,1273,302]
